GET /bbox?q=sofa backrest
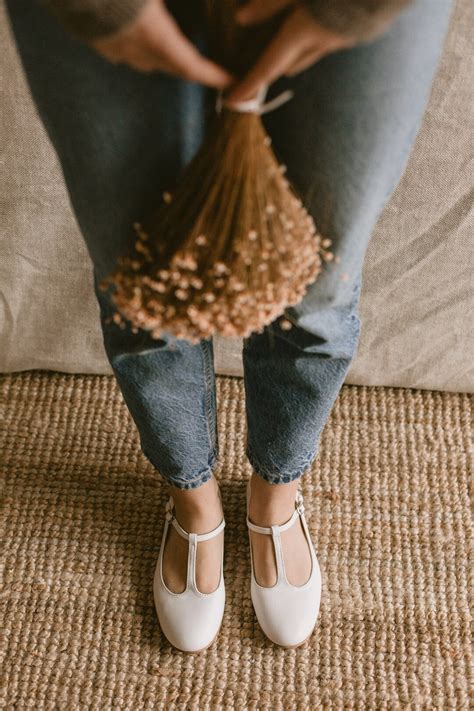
[0,0,472,392]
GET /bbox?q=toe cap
[251,565,322,647]
[154,579,225,653]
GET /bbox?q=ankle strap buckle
[295,491,305,516]
[165,498,174,522]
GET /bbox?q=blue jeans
[6,0,453,488]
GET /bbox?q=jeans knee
[274,274,361,356]
[270,287,360,359]
[273,314,359,362]
[92,276,180,359]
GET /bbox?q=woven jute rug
[1,371,472,710]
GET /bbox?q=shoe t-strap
[246,491,305,536]
[165,497,225,541]
[247,489,306,585]
[165,497,225,593]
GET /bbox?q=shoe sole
[264,626,315,649]
[166,619,312,652]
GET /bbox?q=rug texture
[0,372,472,710]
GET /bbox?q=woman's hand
[225,0,357,103]
[89,0,234,89]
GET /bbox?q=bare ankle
[248,473,299,525]
[170,476,222,532]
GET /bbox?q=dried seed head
[133,222,149,240]
[228,277,245,292]
[135,241,150,256]
[148,299,164,312]
[172,253,198,271]
[213,261,229,276]
[190,276,203,289]
[170,252,185,268]
[186,305,200,319]
[280,319,293,331]
[195,234,208,246]
[248,230,258,241]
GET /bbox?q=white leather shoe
[153,494,226,653]
[246,479,322,648]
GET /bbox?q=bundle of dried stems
[99,0,330,344]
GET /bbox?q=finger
[145,8,235,88]
[284,48,325,76]
[91,40,123,64]
[236,0,295,25]
[122,46,169,73]
[91,37,162,72]
[224,19,305,102]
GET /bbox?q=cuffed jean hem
[142,446,219,490]
[246,442,318,485]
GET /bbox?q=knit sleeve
[38,0,148,41]
[299,0,414,42]
[39,0,414,45]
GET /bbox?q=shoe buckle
[296,492,305,515]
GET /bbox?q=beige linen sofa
[0,0,472,393]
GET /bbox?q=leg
[6,0,219,491]
[246,0,453,484]
[6,0,223,601]
[245,0,454,587]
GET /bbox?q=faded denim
[6,0,453,488]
